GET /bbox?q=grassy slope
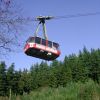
[19,80,100,100]
[0,80,100,100]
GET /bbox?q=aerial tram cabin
[24,16,61,61]
[24,37,60,60]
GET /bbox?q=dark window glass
[53,42,59,50]
[42,39,46,46]
[35,37,41,44]
[48,41,52,48]
[26,37,34,43]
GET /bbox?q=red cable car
[24,16,61,61]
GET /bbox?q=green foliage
[78,79,100,100]
[0,62,7,96]
[89,49,100,83]
[18,69,32,94]
[30,62,50,89]
[11,80,100,100]
[6,63,15,95]
[0,47,100,97]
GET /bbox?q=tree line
[0,47,100,96]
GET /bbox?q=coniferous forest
[0,47,100,99]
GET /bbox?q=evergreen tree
[49,60,63,87]
[38,61,50,87]
[0,62,7,96]
[13,70,21,95]
[31,61,50,89]
[63,56,72,84]
[30,63,41,89]
[6,63,15,96]
[89,49,100,83]
[74,49,89,82]
[18,69,32,94]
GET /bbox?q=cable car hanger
[34,16,53,40]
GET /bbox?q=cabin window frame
[41,38,46,46]
[35,37,41,44]
[53,42,59,50]
[26,37,35,43]
[48,40,52,48]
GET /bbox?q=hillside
[1,80,100,100]
[0,47,100,99]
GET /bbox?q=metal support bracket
[34,22,41,37]
[42,20,48,40]
[34,16,53,40]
